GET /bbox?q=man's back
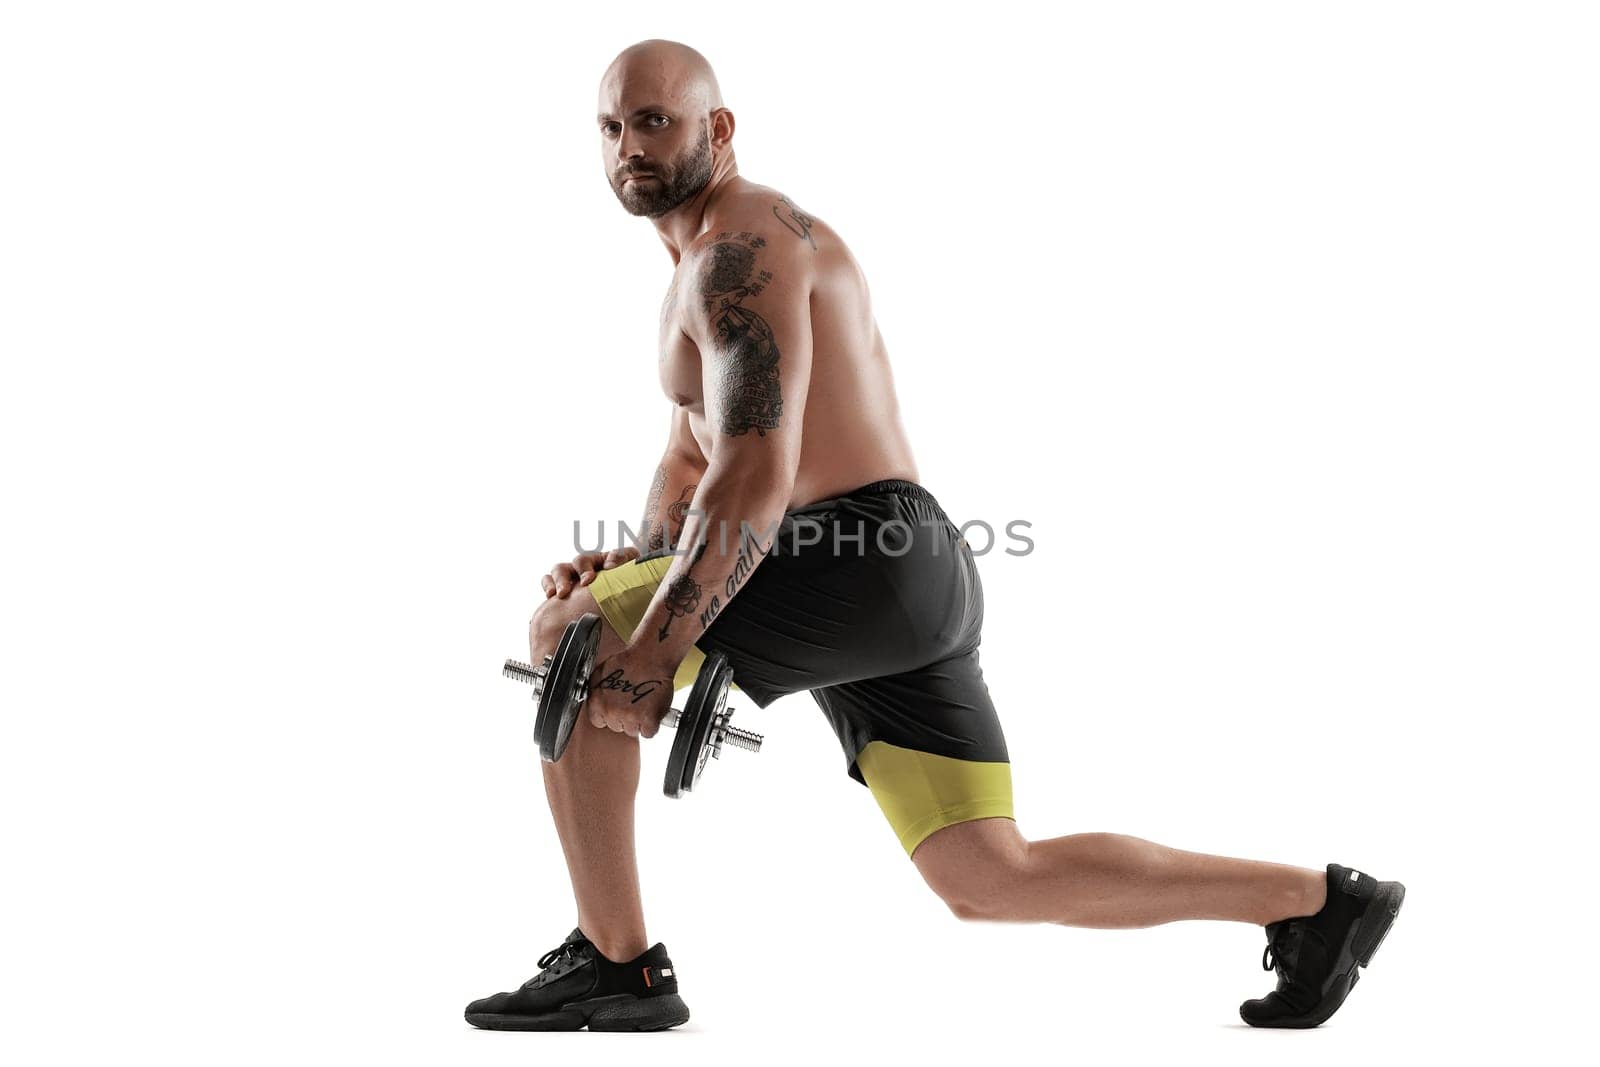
[657,178,919,507]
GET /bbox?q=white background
[3,1,1595,1063]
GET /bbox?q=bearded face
[605,119,713,218]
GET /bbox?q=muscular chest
[657,275,713,442]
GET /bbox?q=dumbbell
[502,613,763,797]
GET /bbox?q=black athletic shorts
[590,479,1014,855]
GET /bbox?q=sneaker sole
[1352,880,1405,968]
[1241,878,1406,1029]
[467,992,690,1032]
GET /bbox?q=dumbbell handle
[502,658,764,753]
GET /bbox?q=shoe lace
[1261,920,1329,983]
[522,933,591,988]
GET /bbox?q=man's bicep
[690,234,813,471]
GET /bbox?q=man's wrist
[624,638,682,675]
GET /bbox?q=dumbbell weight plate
[535,613,601,762]
[663,650,734,797]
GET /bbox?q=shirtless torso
[654,178,918,511]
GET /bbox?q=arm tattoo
[697,524,772,632]
[773,196,817,249]
[723,524,769,599]
[697,235,783,437]
[657,543,705,642]
[643,464,668,552]
[667,484,696,546]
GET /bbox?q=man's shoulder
[688,183,829,266]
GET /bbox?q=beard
[608,122,713,218]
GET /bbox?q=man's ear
[711,108,736,149]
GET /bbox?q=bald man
[464,39,1405,1033]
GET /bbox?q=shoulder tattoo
[772,196,817,249]
[696,233,783,438]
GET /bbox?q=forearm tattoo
[657,543,705,642]
[667,484,696,546]
[643,464,668,552]
[697,235,783,437]
[697,524,772,631]
[772,196,816,249]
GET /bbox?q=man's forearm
[628,462,790,665]
[638,453,703,554]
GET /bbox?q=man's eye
[646,115,668,127]
[601,122,620,136]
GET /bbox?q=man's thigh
[812,647,1015,858]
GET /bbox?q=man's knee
[528,586,602,651]
[924,868,1016,922]
[912,818,1031,922]
[936,887,994,923]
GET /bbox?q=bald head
[597,40,732,218]
[601,39,723,113]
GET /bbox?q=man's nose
[616,125,645,165]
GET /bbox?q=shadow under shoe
[1240,863,1406,1029]
[466,927,690,1032]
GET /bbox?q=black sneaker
[465,927,690,1032]
[1240,863,1406,1028]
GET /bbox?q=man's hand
[585,646,676,738]
[542,546,640,599]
